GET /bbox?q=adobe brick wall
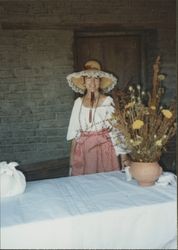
[0,0,176,166]
[0,30,74,164]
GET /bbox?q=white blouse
[66,96,129,155]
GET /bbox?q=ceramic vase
[130,161,162,187]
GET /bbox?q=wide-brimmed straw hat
[66,60,118,94]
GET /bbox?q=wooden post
[150,56,160,107]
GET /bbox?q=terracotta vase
[130,162,163,187]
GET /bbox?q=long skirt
[71,129,120,176]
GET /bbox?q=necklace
[89,92,97,123]
[79,94,100,131]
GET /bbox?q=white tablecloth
[1,171,177,249]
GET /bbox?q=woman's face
[84,77,100,93]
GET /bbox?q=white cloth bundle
[155,172,177,186]
[0,161,26,198]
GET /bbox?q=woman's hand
[120,154,131,169]
[70,139,76,166]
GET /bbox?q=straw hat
[66,60,118,94]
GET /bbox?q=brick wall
[0,30,74,164]
[0,0,176,166]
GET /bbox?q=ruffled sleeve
[106,96,130,155]
[66,97,81,141]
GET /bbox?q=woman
[66,60,129,176]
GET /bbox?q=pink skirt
[71,129,120,176]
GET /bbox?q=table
[1,171,177,249]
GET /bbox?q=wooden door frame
[73,29,158,88]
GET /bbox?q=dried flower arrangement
[111,56,176,162]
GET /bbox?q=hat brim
[66,69,117,94]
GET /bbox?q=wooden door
[74,32,144,90]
